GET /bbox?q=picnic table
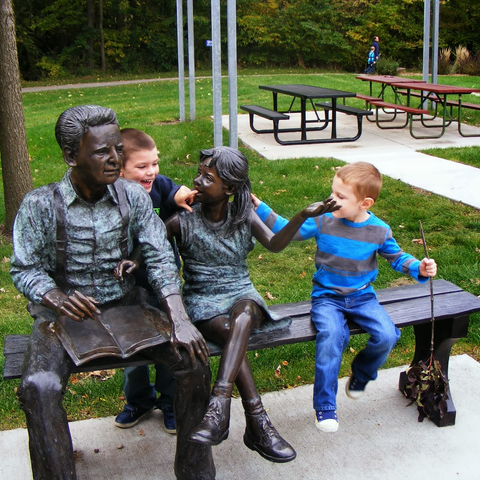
[355,74,426,99]
[356,75,480,138]
[241,84,371,145]
[390,81,480,138]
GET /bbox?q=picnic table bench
[4,279,480,428]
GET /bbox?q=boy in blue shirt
[364,46,376,74]
[254,162,437,433]
[114,128,196,433]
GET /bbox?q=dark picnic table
[260,84,356,142]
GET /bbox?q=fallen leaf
[412,238,424,245]
[265,291,275,300]
[350,347,355,353]
[139,430,144,436]
[117,444,124,449]
[300,271,306,278]
[282,360,289,366]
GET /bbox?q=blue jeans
[123,363,174,410]
[123,294,175,410]
[311,293,400,412]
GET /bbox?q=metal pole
[187,0,195,120]
[432,0,440,84]
[227,0,238,149]
[422,0,431,83]
[211,0,223,146]
[176,0,185,122]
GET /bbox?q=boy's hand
[251,193,261,210]
[114,259,139,281]
[174,186,198,213]
[302,196,341,218]
[419,258,437,277]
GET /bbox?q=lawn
[0,71,479,430]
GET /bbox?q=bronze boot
[189,382,232,446]
[243,396,297,463]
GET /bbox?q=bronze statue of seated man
[10,105,214,480]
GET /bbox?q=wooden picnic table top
[355,75,426,85]
[390,81,480,95]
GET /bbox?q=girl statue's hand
[302,196,341,218]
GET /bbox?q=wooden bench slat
[369,100,429,115]
[356,94,379,102]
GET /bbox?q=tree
[0,0,33,232]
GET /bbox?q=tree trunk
[0,0,33,233]
[87,0,95,70]
[99,0,106,71]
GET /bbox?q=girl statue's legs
[189,302,296,462]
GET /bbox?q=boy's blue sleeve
[378,230,428,283]
[151,175,181,221]
[255,201,318,240]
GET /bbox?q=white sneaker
[315,410,339,433]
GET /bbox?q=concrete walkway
[225,111,480,210]
[2,355,480,479]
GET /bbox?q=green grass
[1,71,479,430]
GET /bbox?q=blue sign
[206,40,212,47]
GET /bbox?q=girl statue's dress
[178,202,289,331]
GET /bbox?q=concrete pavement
[2,355,480,479]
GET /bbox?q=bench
[368,100,430,132]
[240,105,289,136]
[314,102,373,141]
[4,279,480,427]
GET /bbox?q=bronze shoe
[189,395,231,446]
[243,397,297,463]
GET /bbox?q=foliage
[9,0,480,78]
[402,356,449,422]
[376,56,399,76]
[438,47,452,75]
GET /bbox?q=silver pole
[211,0,223,146]
[187,0,195,120]
[227,0,238,149]
[422,0,431,83]
[176,0,185,122]
[432,0,440,84]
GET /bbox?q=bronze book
[53,304,171,366]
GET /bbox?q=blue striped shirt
[256,202,427,298]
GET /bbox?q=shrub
[452,45,470,74]
[438,48,452,75]
[376,57,399,76]
[36,57,67,79]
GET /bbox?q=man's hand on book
[42,288,101,322]
[162,294,210,367]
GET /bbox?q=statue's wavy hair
[199,146,252,235]
[55,105,118,156]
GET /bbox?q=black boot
[189,382,232,446]
[242,396,297,463]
